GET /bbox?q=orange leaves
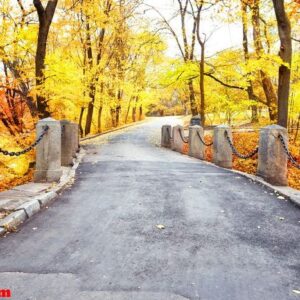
[231,131,259,175]
[204,135,213,162]
[182,143,189,155]
[287,141,300,190]
[231,131,300,190]
[0,131,36,192]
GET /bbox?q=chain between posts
[224,130,259,159]
[278,134,300,169]
[0,126,49,157]
[166,127,172,140]
[196,131,213,147]
[178,128,189,144]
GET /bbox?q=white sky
[142,0,242,58]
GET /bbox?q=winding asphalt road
[0,117,299,300]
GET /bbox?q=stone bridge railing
[34,118,79,183]
[0,117,79,183]
[162,124,299,186]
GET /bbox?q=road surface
[0,117,299,300]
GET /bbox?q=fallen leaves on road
[2,224,18,233]
[0,210,11,220]
[156,224,165,230]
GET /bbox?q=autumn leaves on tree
[0,0,165,136]
[153,0,297,128]
[0,0,299,137]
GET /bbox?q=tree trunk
[84,18,95,136]
[33,0,58,118]
[195,3,205,121]
[188,80,197,116]
[261,75,277,121]
[272,0,292,128]
[294,113,300,143]
[139,105,143,121]
[132,107,136,122]
[199,42,205,125]
[115,89,122,127]
[125,96,133,123]
[241,1,258,123]
[116,105,121,127]
[97,106,103,133]
[251,0,277,122]
[79,107,85,137]
[85,85,96,135]
[111,108,116,127]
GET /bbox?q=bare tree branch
[203,72,246,90]
[143,4,185,58]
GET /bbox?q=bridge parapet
[257,125,288,186]
[161,125,172,148]
[33,118,79,183]
[172,125,188,153]
[162,123,299,187]
[213,125,233,169]
[188,125,204,160]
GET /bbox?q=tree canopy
[0,0,299,136]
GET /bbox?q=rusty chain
[178,128,189,144]
[224,130,259,159]
[0,126,49,157]
[278,134,300,169]
[166,127,172,140]
[196,131,213,147]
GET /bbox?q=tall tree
[146,1,199,115]
[241,0,258,123]
[194,0,206,125]
[33,0,58,118]
[250,0,277,121]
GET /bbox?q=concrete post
[161,125,172,148]
[213,125,232,169]
[34,118,63,182]
[60,120,74,166]
[71,123,79,157]
[189,125,204,160]
[172,125,186,153]
[257,125,288,186]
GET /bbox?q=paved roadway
[0,117,299,300]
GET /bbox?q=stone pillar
[213,125,232,169]
[172,125,186,153]
[71,123,79,157]
[161,125,172,148]
[189,125,204,160]
[34,118,63,182]
[257,125,288,186]
[60,120,74,166]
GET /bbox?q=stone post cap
[215,124,230,129]
[38,117,58,123]
[260,124,287,131]
[60,119,71,125]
